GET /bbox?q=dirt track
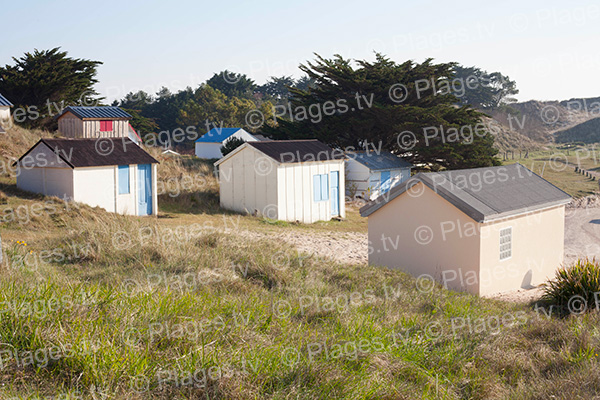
[564,206,600,264]
[239,197,600,303]
[266,200,600,268]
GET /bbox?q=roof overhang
[360,172,571,222]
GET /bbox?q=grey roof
[0,93,13,107]
[348,151,413,171]
[57,106,131,120]
[360,163,571,222]
[247,140,345,163]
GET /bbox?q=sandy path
[239,229,368,265]
[564,206,600,263]
[236,198,600,303]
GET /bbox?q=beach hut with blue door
[215,140,346,223]
[15,138,159,216]
[345,151,413,200]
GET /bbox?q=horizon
[3,0,600,104]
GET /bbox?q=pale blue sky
[3,0,599,102]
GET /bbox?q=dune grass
[2,129,600,398]
[0,203,600,399]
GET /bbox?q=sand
[237,196,600,303]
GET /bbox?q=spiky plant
[542,258,600,313]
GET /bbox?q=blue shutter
[321,174,329,201]
[313,175,321,201]
[118,165,130,194]
[380,171,391,193]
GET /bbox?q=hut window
[100,120,113,131]
[313,174,329,202]
[499,227,512,260]
[118,165,130,194]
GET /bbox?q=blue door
[380,171,391,194]
[138,164,152,215]
[330,171,340,216]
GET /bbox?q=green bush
[542,258,600,313]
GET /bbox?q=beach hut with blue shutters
[215,140,346,223]
[15,138,158,216]
[194,127,264,159]
[345,151,413,200]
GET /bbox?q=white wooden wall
[345,158,411,200]
[17,167,74,200]
[0,106,10,123]
[195,142,224,159]
[276,160,345,223]
[345,159,371,197]
[218,145,278,217]
[16,142,74,199]
[73,164,157,216]
[73,166,116,212]
[17,142,157,216]
[218,145,346,223]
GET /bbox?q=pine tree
[263,54,500,170]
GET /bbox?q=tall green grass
[1,208,600,399]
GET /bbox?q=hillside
[485,116,538,153]
[1,128,600,398]
[554,117,600,144]
[488,98,600,145]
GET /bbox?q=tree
[121,108,159,136]
[206,70,256,99]
[453,65,518,109]
[178,84,245,128]
[262,54,499,170]
[294,75,316,92]
[259,76,296,100]
[0,47,102,128]
[114,90,154,110]
[178,84,274,136]
[220,137,246,156]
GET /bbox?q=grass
[2,205,600,399]
[502,145,599,198]
[2,129,600,398]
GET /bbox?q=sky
[2,0,600,103]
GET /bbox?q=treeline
[112,72,315,140]
[0,47,520,169]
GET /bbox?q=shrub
[221,137,246,156]
[541,258,600,313]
